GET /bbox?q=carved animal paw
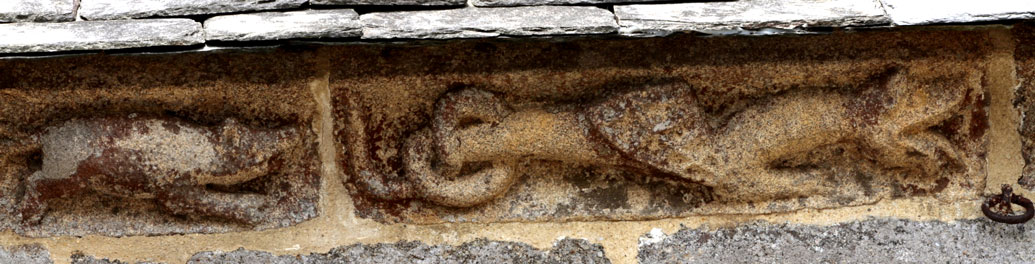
[18,176,49,224]
[18,195,46,224]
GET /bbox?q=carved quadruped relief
[0,50,320,237]
[401,68,974,208]
[21,116,297,224]
[333,30,994,224]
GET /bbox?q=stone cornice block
[79,0,306,20]
[0,19,204,54]
[204,9,362,42]
[880,0,1035,25]
[615,0,891,37]
[0,0,75,23]
[360,6,618,39]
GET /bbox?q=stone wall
[0,24,1033,263]
[3,0,1035,261]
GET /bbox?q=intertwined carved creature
[19,116,297,224]
[403,69,968,207]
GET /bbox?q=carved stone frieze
[333,30,994,223]
[0,50,321,237]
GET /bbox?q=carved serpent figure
[403,69,971,207]
[19,116,297,224]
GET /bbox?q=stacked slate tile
[1,0,1034,55]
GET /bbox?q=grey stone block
[471,0,658,7]
[187,238,610,263]
[0,244,51,264]
[204,9,361,42]
[0,19,203,54]
[69,252,163,264]
[361,6,618,39]
[880,0,1035,25]
[311,0,465,6]
[0,0,75,22]
[615,0,890,37]
[639,218,1035,263]
[79,0,306,20]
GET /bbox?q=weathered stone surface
[0,244,51,264]
[311,0,464,6]
[79,0,306,20]
[332,29,993,224]
[1015,23,1035,191]
[615,0,890,37]
[187,238,609,263]
[639,218,1035,263]
[20,117,302,225]
[69,253,162,264]
[0,19,203,54]
[0,48,321,237]
[360,6,617,39]
[70,253,134,264]
[205,10,361,42]
[0,0,74,22]
[880,0,1035,25]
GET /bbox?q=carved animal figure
[19,116,297,224]
[403,69,973,207]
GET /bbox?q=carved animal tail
[340,90,418,200]
[403,128,517,207]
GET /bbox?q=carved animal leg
[157,187,271,225]
[871,75,968,173]
[20,172,86,223]
[895,131,964,173]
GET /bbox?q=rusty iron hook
[981,184,1034,224]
